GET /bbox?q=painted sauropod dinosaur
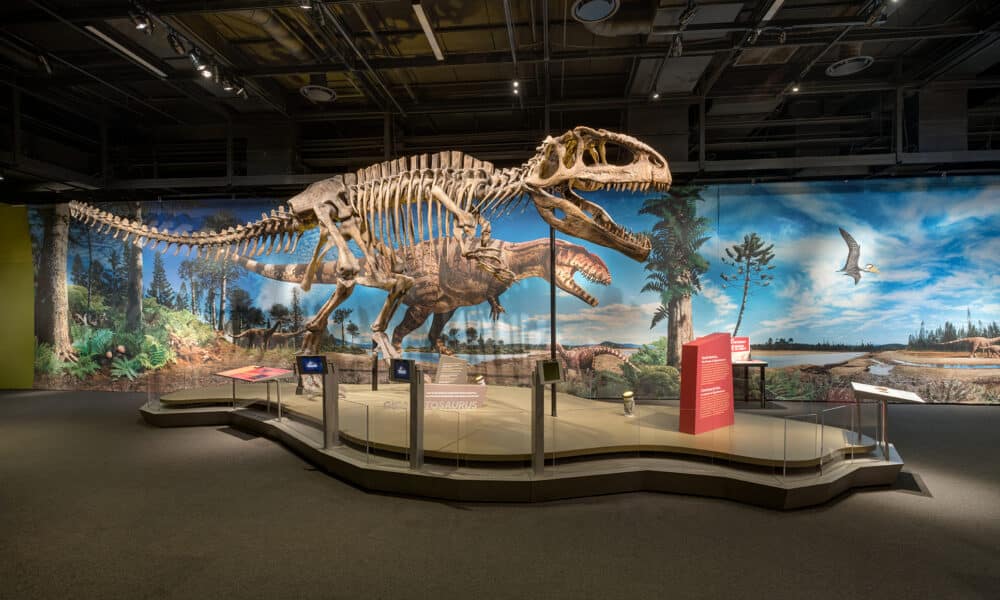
[268,328,308,349]
[553,342,631,374]
[983,345,1000,358]
[230,237,611,354]
[940,336,1000,358]
[233,318,287,351]
[69,126,668,357]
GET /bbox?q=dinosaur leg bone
[366,272,415,359]
[427,185,512,282]
[301,280,357,354]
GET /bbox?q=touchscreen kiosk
[390,358,415,383]
[296,355,327,375]
[537,359,563,384]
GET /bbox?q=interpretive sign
[731,336,750,361]
[680,333,735,435]
[434,354,470,384]
[424,383,487,409]
[216,365,293,382]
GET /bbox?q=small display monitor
[296,355,327,375]
[538,359,563,384]
[390,358,414,383]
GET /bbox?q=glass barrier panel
[367,385,409,468]
[457,408,531,477]
[423,407,460,474]
[819,404,852,473]
[339,398,371,462]
[551,404,641,472]
[782,412,819,484]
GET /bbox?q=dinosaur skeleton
[69,126,668,357]
[231,236,611,353]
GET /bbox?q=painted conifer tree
[147,253,175,307]
[639,187,711,367]
[720,232,775,336]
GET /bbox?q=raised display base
[146,383,903,509]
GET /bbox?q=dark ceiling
[2,0,1000,200]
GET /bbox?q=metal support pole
[371,352,378,391]
[531,368,545,475]
[895,87,904,163]
[231,379,236,409]
[549,226,557,416]
[409,366,424,469]
[383,113,392,160]
[881,399,889,460]
[698,98,706,170]
[323,361,340,449]
[11,88,21,164]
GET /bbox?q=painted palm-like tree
[640,187,711,367]
[720,232,775,336]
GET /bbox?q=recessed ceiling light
[571,0,620,24]
[512,80,519,88]
[513,88,519,95]
[129,11,149,30]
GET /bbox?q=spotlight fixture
[571,0,620,23]
[791,84,800,93]
[512,80,519,88]
[299,0,313,8]
[651,92,660,100]
[235,86,247,98]
[668,34,683,58]
[513,88,519,95]
[200,65,213,79]
[0,172,5,181]
[167,31,186,56]
[747,28,760,45]
[222,79,234,91]
[778,29,787,44]
[678,4,698,27]
[129,10,150,31]
[190,50,207,71]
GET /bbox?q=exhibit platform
[144,383,904,509]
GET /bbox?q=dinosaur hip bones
[69,126,669,357]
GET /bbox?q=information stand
[850,382,924,460]
[680,333,735,435]
[391,359,425,469]
[531,359,563,474]
[296,355,340,449]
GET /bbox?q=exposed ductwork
[234,10,311,62]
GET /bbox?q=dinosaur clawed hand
[488,298,506,322]
[463,245,515,284]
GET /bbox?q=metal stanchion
[409,365,424,469]
[531,366,544,475]
[323,359,340,449]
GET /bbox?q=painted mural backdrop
[30,176,1000,403]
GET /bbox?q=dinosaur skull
[523,127,669,261]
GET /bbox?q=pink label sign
[680,333,735,435]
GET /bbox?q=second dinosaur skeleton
[231,237,611,354]
[70,126,669,357]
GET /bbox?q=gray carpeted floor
[1,390,998,600]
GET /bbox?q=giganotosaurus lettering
[69,126,670,358]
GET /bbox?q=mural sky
[114,175,999,348]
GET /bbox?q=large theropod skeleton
[69,127,669,357]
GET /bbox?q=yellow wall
[0,205,35,388]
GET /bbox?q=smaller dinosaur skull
[523,127,668,262]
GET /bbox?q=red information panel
[215,365,293,382]
[680,333,735,435]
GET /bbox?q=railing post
[409,366,424,469]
